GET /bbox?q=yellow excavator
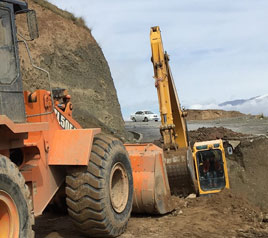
[150,26,229,196]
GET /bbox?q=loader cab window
[0,7,18,84]
[196,149,225,191]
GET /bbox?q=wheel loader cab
[0,0,38,123]
[193,140,230,195]
[0,6,17,84]
[0,1,26,122]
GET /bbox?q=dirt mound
[227,137,268,212]
[188,126,247,144]
[187,189,262,223]
[120,190,267,238]
[16,0,127,139]
[189,127,268,213]
[186,109,244,121]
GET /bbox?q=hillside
[16,0,127,139]
[186,109,244,120]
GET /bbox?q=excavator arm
[150,26,197,195]
[150,26,188,150]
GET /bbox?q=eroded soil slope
[16,0,127,139]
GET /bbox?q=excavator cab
[193,140,230,195]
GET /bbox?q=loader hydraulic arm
[150,26,188,150]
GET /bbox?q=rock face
[17,0,127,139]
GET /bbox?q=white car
[130,110,160,122]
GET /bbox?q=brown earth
[123,190,267,238]
[188,126,247,143]
[16,0,127,139]
[227,137,268,212]
[35,190,268,238]
[186,109,245,121]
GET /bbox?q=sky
[48,0,268,119]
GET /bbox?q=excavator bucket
[125,144,174,214]
[164,147,198,196]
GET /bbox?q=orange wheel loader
[0,1,173,237]
[150,26,230,197]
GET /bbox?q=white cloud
[222,99,268,116]
[189,95,268,116]
[189,104,219,110]
[48,0,268,118]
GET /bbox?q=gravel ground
[125,116,268,143]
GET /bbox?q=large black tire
[143,117,148,122]
[66,133,133,237]
[0,155,34,238]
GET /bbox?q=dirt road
[125,115,268,143]
[35,116,268,238]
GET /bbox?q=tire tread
[66,133,132,237]
[0,156,34,238]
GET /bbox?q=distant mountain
[219,96,260,106]
[190,94,268,116]
[219,94,268,116]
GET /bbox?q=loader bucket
[125,144,174,214]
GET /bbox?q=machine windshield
[196,149,226,191]
[0,8,18,84]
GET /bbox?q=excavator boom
[150,26,197,195]
[150,26,188,150]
